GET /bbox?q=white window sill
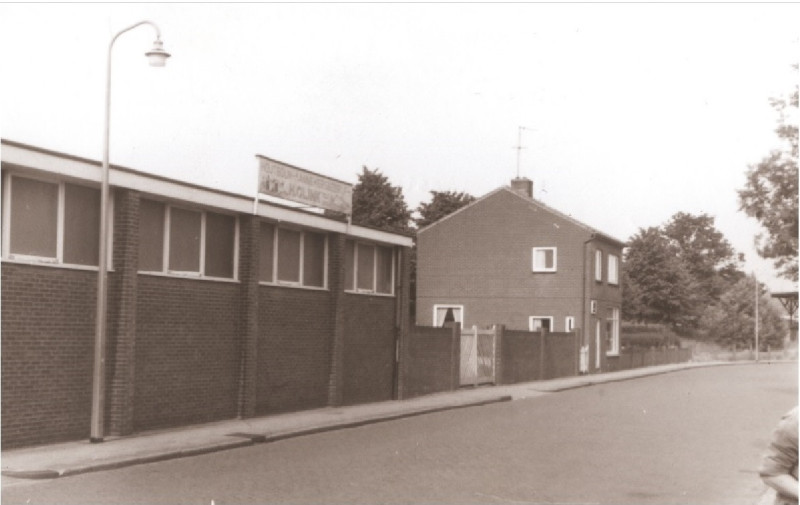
[2,257,113,273]
[138,270,239,284]
[259,281,328,292]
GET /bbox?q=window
[595,249,603,282]
[258,222,327,288]
[4,174,103,266]
[532,247,557,272]
[529,316,553,332]
[608,254,619,285]
[565,316,575,332]
[434,305,463,327]
[345,239,394,295]
[606,308,620,355]
[139,199,237,279]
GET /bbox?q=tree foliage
[698,276,787,350]
[622,227,699,329]
[414,190,475,228]
[662,212,744,301]
[351,166,412,233]
[623,213,744,334]
[738,84,799,281]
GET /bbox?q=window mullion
[163,206,171,273]
[56,182,65,263]
[199,211,207,275]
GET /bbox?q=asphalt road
[3,362,797,505]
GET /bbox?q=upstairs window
[258,222,327,288]
[345,240,394,295]
[532,247,557,272]
[608,254,619,285]
[4,174,102,267]
[138,199,237,279]
[595,249,603,282]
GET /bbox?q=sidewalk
[1,362,734,480]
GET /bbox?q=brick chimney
[510,177,533,198]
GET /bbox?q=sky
[1,3,798,292]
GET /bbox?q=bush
[621,325,681,350]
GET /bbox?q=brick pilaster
[237,214,260,418]
[107,189,139,436]
[395,245,412,399]
[327,233,346,407]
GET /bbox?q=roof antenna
[515,126,534,178]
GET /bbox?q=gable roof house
[416,177,625,374]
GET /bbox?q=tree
[738,83,799,281]
[662,212,745,301]
[351,166,412,233]
[414,190,475,228]
[698,276,787,350]
[622,227,699,330]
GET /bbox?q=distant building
[416,177,624,374]
[1,139,412,449]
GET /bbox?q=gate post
[450,323,461,391]
[538,328,546,380]
[494,324,504,385]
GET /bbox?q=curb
[2,396,512,480]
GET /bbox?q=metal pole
[755,275,760,363]
[91,20,165,443]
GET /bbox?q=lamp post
[91,21,170,443]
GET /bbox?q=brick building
[416,177,625,374]
[1,139,413,449]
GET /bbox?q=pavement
[0,361,759,483]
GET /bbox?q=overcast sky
[1,3,797,291]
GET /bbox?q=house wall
[417,189,589,332]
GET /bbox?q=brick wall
[501,330,579,384]
[134,275,241,432]
[341,294,396,405]
[1,263,96,448]
[403,325,459,398]
[256,286,333,415]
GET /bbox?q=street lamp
[92,20,170,443]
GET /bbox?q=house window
[595,249,603,282]
[138,199,237,279]
[606,308,620,356]
[258,222,327,288]
[532,247,557,272]
[345,239,394,295]
[4,174,103,267]
[565,316,575,332]
[434,305,463,327]
[529,316,553,332]
[608,254,619,285]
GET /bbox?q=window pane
[139,199,165,271]
[356,243,375,290]
[169,207,201,272]
[205,212,235,278]
[595,250,603,281]
[608,255,619,284]
[303,231,325,287]
[277,228,301,282]
[375,246,393,294]
[62,183,101,265]
[344,240,355,290]
[259,222,275,282]
[10,176,58,258]
[543,249,554,269]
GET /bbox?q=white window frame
[138,201,239,281]
[259,224,328,290]
[595,320,602,369]
[608,253,619,285]
[2,172,113,270]
[606,308,620,356]
[532,247,557,273]
[565,316,575,332]
[433,304,464,327]
[347,241,396,296]
[529,316,554,332]
[595,249,603,282]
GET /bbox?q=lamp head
[145,39,171,67]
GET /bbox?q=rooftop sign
[257,156,353,215]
